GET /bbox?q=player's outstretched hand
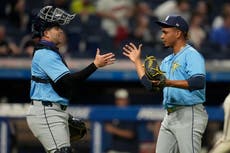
[123,43,142,63]
[93,48,115,68]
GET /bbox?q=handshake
[122,43,166,92]
[94,42,166,92]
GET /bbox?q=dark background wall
[1,79,229,106]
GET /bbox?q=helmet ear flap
[31,17,46,38]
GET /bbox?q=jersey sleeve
[35,50,70,82]
[185,51,205,77]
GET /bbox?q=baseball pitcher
[123,15,208,153]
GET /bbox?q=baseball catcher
[27,5,115,153]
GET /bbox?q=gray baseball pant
[26,101,70,153]
[156,104,208,153]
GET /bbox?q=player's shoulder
[33,49,60,60]
[185,45,201,56]
[162,54,173,63]
[184,45,204,58]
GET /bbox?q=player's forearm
[71,63,97,80]
[134,59,145,79]
[165,75,205,91]
[51,63,97,98]
[165,75,205,90]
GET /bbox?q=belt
[31,100,67,111]
[166,106,184,114]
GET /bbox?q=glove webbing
[145,67,164,80]
[145,56,164,80]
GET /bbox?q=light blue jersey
[160,44,206,108]
[30,48,70,105]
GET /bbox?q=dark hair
[31,17,60,37]
[183,31,189,40]
[221,3,230,18]
[176,0,188,5]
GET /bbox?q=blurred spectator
[189,12,206,49]
[154,0,191,22]
[135,1,152,17]
[70,0,95,22]
[0,0,8,19]
[6,0,29,32]
[194,0,213,32]
[0,24,20,57]
[128,2,155,45]
[212,3,230,29]
[139,121,161,153]
[195,0,209,17]
[210,10,230,50]
[130,15,154,45]
[96,0,134,47]
[20,31,41,57]
[22,40,36,57]
[105,89,139,153]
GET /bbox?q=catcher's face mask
[39,6,75,25]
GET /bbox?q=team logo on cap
[165,16,170,21]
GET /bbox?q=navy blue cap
[156,15,189,33]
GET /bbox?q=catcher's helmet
[38,6,75,25]
[32,6,75,37]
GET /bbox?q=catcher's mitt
[68,114,87,142]
[144,56,166,90]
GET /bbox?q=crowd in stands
[0,0,230,59]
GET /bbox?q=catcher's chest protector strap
[31,75,51,83]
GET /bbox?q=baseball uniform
[156,44,208,153]
[26,6,115,153]
[26,40,71,152]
